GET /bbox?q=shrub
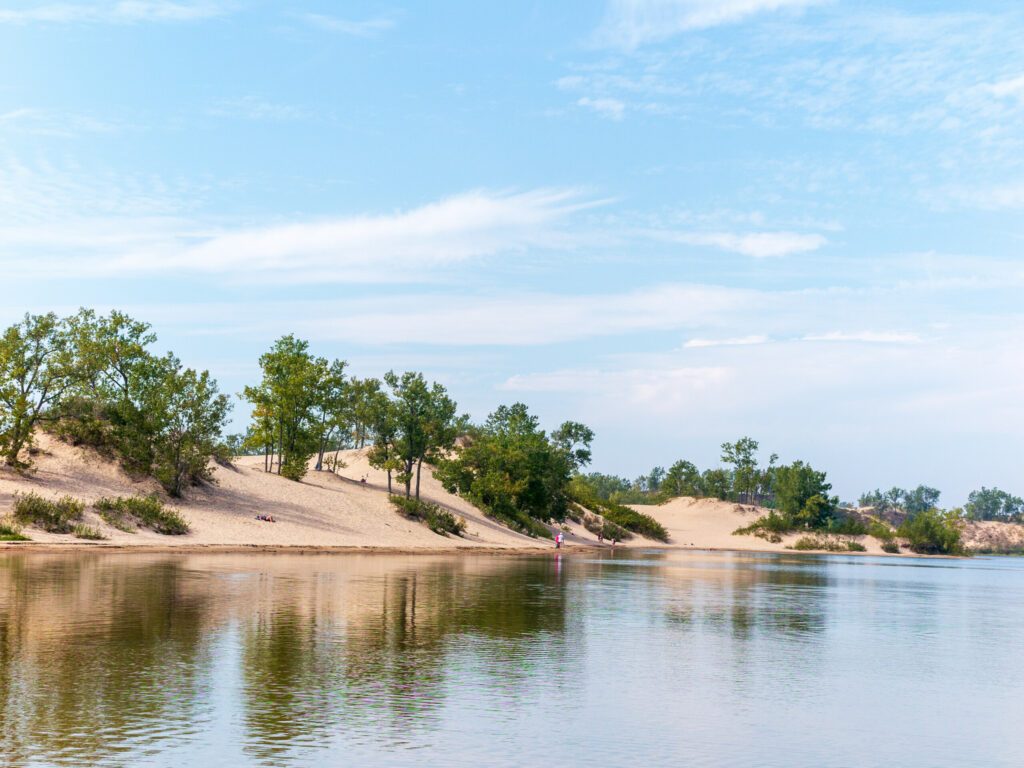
[390,495,466,537]
[881,540,900,554]
[824,514,868,536]
[898,508,965,555]
[94,495,190,535]
[72,523,106,540]
[13,492,84,533]
[734,511,792,539]
[867,518,896,542]
[0,517,29,541]
[568,478,668,542]
[582,512,631,541]
[791,534,865,552]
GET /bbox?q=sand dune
[0,434,551,551]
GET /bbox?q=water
[1,550,1021,767]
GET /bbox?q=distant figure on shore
[597,532,604,544]
[555,531,563,549]
[255,515,276,523]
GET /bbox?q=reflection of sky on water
[0,551,1022,767]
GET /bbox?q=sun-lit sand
[0,434,1014,555]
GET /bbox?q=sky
[1,0,1023,504]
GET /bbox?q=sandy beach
[0,434,1012,556]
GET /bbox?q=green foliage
[866,518,896,542]
[94,495,190,535]
[721,436,760,503]
[72,523,106,540]
[243,335,323,482]
[859,485,941,516]
[822,513,868,536]
[0,313,77,469]
[0,517,29,541]
[964,487,1024,522]
[581,512,631,541]
[436,403,591,538]
[660,460,702,499]
[881,540,900,554]
[700,468,732,501]
[898,508,965,555]
[13,492,84,533]
[567,475,668,541]
[773,461,838,528]
[733,511,790,542]
[791,534,865,552]
[389,495,466,537]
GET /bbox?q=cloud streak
[657,230,827,258]
[0,1,229,24]
[596,0,824,48]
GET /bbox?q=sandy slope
[623,497,896,555]
[0,434,550,550]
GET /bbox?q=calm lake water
[1,550,1022,767]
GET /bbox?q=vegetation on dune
[72,523,106,541]
[567,475,668,542]
[13,492,84,533]
[0,517,29,541]
[435,404,593,539]
[389,495,466,537]
[964,487,1024,523]
[0,310,230,497]
[94,495,190,535]
[791,534,866,552]
[897,508,964,556]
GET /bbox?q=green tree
[773,460,838,528]
[662,460,702,499]
[0,313,76,469]
[311,359,349,472]
[243,335,320,481]
[365,385,401,493]
[148,363,231,497]
[898,508,964,555]
[700,468,732,501]
[964,487,1024,522]
[436,403,592,537]
[383,371,460,500]
[721,436,760,503]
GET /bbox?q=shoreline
[0,540,957,558]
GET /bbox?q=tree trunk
[277,420,284,475]
[387,470,392,494]
[415,457,423,501]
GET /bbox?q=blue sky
[2,0,1023,504]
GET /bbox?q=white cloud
[207,97,309,122]
[306,283,753,346]
[944,182,1024,210]
[981,74,1024,100]
[577,96,626,120]
[660,230,827,258]
[0,107,120,137]
[684,335,769,348]
[801,331,921,344]
[596,0,824,48]
[302,13,395,36]
[0,1,228,24]
[0,188,607,283]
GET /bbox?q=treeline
[0,311,229,496]
[859,485,1024,523]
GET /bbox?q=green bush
[791,534,866,552]
[94,495,190,535]
[867,518,896,542]
[734,511,792,539]
[824,514,868,536]
[13,492,84,533]
[898,509,965,555]
[72,523,106,540]
[390,495,466,537]
[0,517,29,541]
[582,513,631,541]
[568,477,668,542]
[881,540,900,554]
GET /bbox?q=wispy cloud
[979,73,1024,100]
[801,331,921,344]
[657,230,827,258]
[595,0,824,48]
[0,108,121,137]
[302,13,395,37]
[207,96,309,122]
[0,187,607,283]
[684,335,769,348]
[577,96,626,120]
[0,1,229,24]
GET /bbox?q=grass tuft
[94,495,190,535]
[13,492,84,533]
[390,495,466,537]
